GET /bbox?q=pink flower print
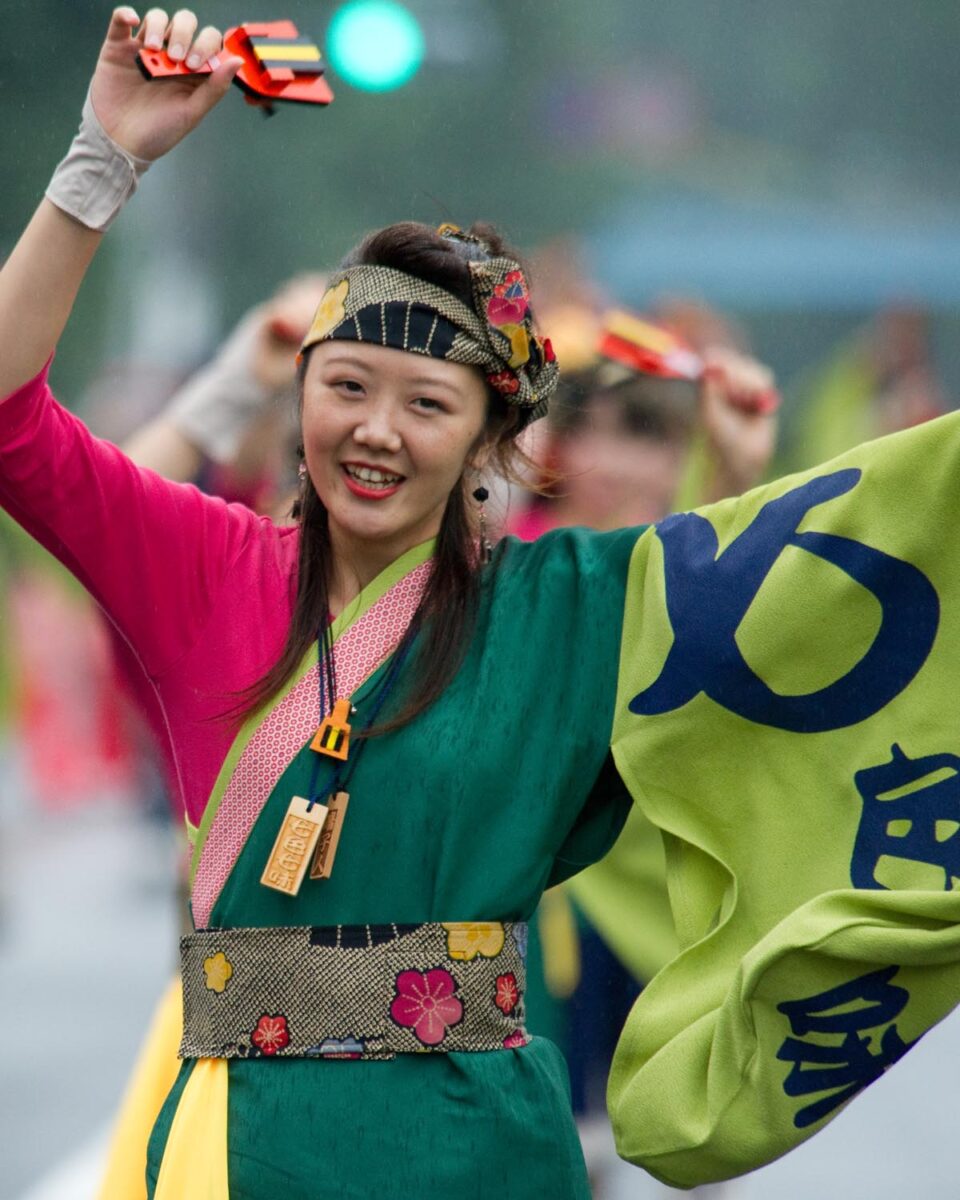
[252,1013,290,1056]
[486,271,529,327]
[503,1030,528,1049]
[487,293,528,326]
[390,968,464,1047]
[495,972,520,1016]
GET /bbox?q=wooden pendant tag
[310,791,349,879]
[310,698,353,761]
[261,795,328,896]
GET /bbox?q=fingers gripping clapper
[138,19,334,111]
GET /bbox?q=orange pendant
[310,698,353,761]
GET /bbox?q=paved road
[0,756,178,1200]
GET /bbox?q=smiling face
[301,341,491,577]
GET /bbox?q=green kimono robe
[150,527,639,1199]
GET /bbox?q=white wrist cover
[45,91,152,232]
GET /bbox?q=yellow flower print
[499,323,531,369]
[203,951,233,993]
[442,922,505,962]
[304,278,350,344]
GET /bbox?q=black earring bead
[473,486,489,503]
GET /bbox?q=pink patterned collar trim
[191,559,432,927]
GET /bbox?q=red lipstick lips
[340,462,404,501]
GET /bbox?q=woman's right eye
[333,379,364,394]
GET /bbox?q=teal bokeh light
[327,1,426,93]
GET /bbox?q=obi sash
[179,921,529,1060]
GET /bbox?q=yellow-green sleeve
[608,409,960,1187]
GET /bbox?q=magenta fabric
[0,364,300,825]
[506,501,558,542]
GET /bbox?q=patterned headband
[300,251,558,428]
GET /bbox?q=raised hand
[699,346,780,498]
[253,274,331,391]
[90,7,243,161]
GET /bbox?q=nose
[352,395,403,455]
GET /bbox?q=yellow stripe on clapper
[254,45,322,62]
[250,37,322,64]
[154,1059,229,1199]
[604,311,677,355]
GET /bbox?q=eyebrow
[319,353,373,372]
[405,374,460,391]
[320,353,460,392]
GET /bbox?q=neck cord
[319,613,338,726]
[305,616,420,812]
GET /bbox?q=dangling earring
[292,451,308,520]
[473,485,491,565]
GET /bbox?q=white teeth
[344,465,402,489]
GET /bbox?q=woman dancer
[4,10,960,1197]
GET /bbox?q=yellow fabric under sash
[153,1059,229,1200]
[97,978,183,1200]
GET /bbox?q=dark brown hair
[550,364,697,445]
[239,221,530,732]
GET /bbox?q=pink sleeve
[0,363,261,676]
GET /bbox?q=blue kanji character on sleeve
[777,965,914,1128]
[851,744,960,891]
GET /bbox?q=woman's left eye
[413,396,444,412]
